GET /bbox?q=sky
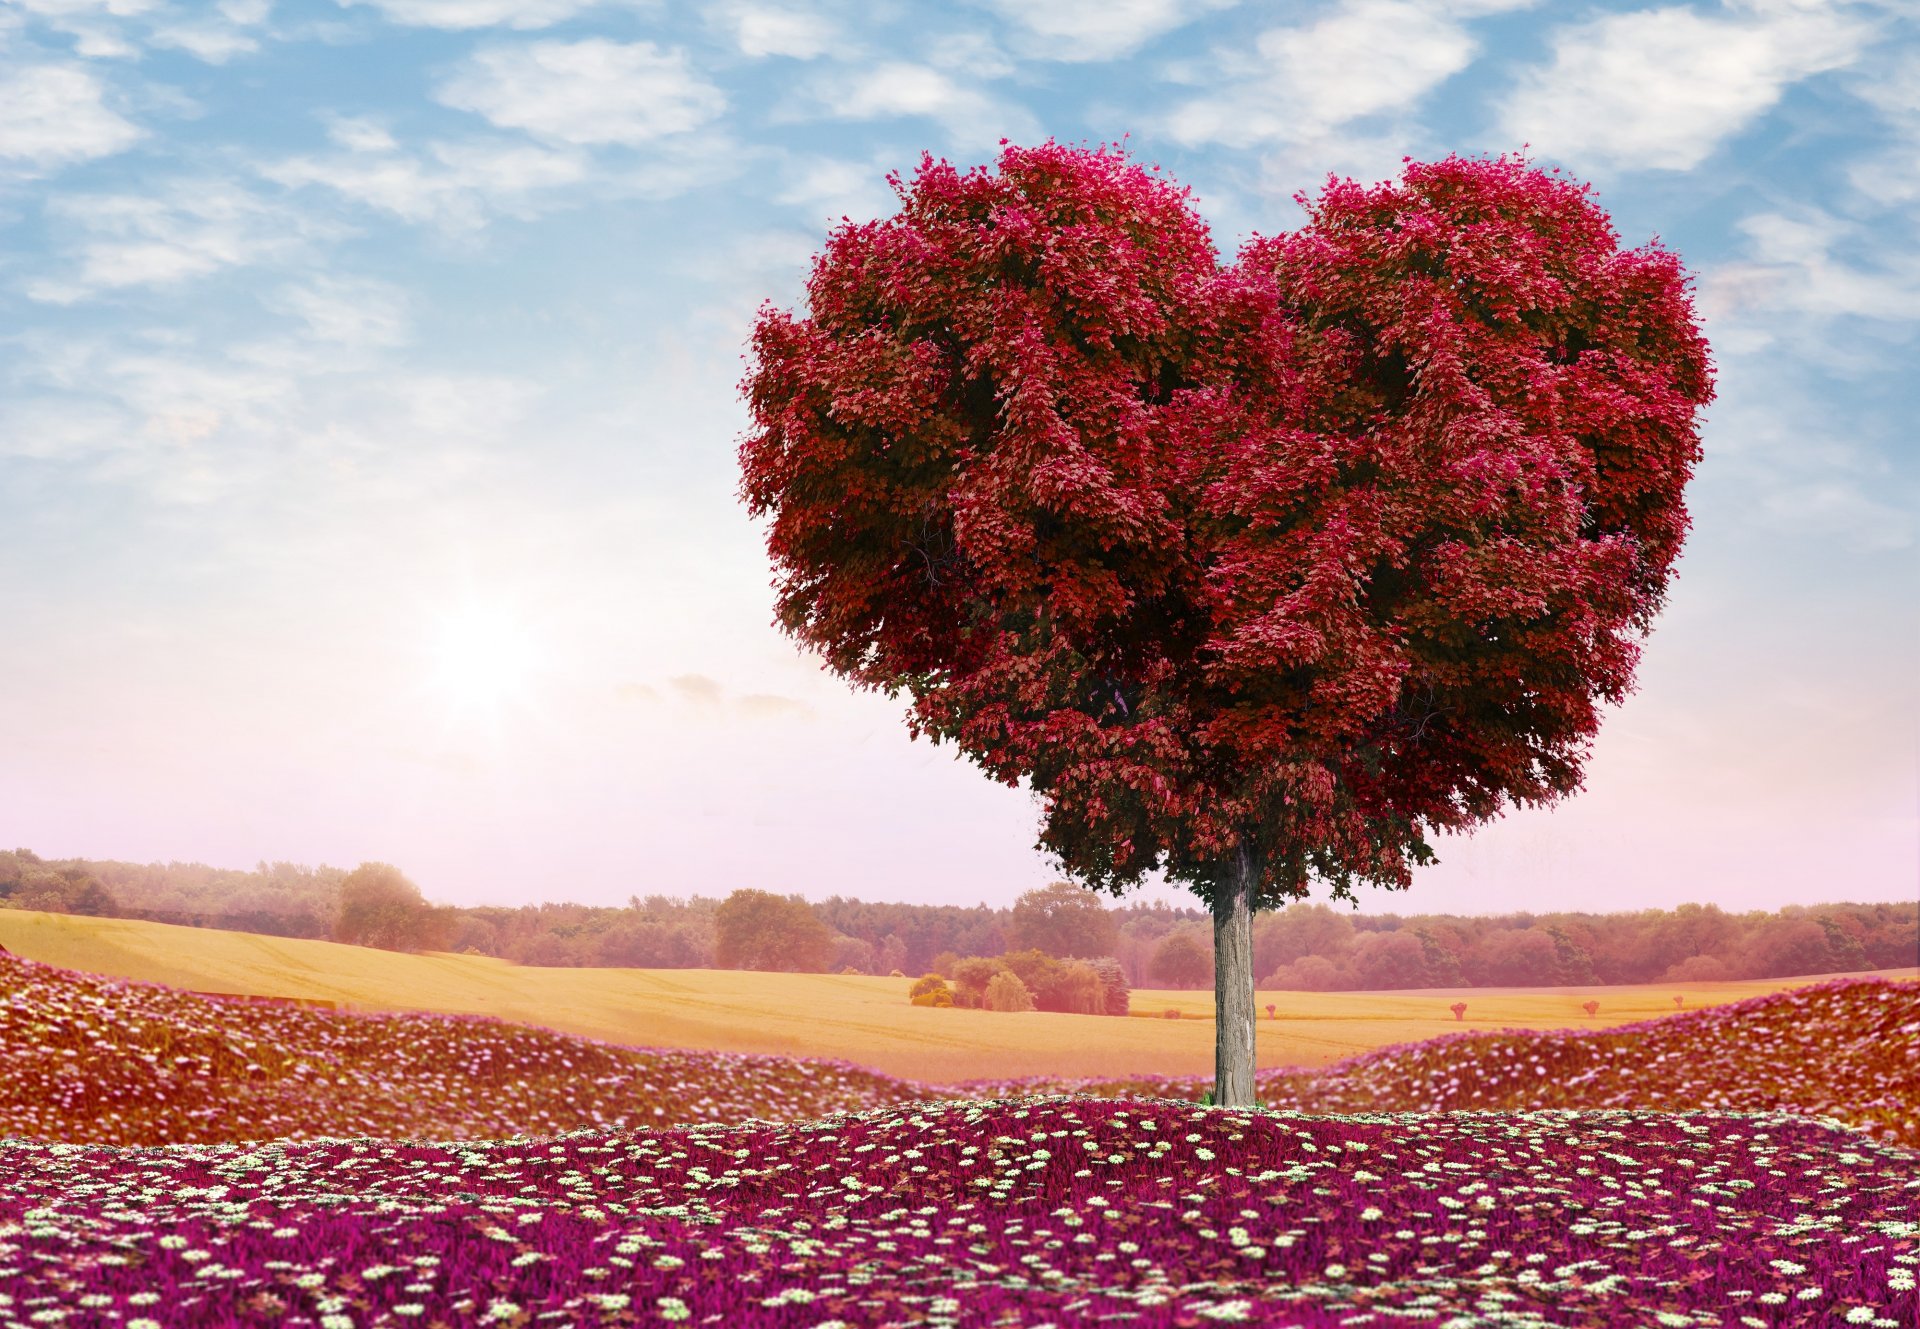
[1,0,1915,920]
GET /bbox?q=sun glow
[428,602,543,714]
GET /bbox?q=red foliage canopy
[740,143,1712,912]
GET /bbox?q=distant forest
[2,847,1914,991]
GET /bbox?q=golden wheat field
[1,907,1911,1083]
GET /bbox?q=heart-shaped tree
[739,142,1713,1106]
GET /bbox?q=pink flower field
[2,954,1915,1327]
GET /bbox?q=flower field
[2,954,1916,1326]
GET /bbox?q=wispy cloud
[264,276,412,350]
[338,0,624,30]
[769,150,900,225]
[25,180,329,302]
[718,3,837,60]
[264,119,591,231]
[1845,50,1920,207]
[790,60,1035,149]
[1497,0,1873,173]
[1165,0,1495,149]
[0,63,143,170]
[12,0,271,64]
[1699,207,1920,356]
[982,0,1233,62]
[436,39,725,146]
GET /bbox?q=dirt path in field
[1,908,1911,1084]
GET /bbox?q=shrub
[910,989,953,1008]
[909,974,950,1002]
[984,971,1034,1013]
[1582,1000,1600,1017]
[1450,1001,1468,1021]
[952,956,1010,1009]
[887,969,905,978]
[1163,1008,1180,1019]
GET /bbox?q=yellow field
[2,908,1911,1084]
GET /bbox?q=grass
[2,908,1908,1085]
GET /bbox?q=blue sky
[1,0,1915,917]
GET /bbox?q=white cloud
[267,276,412,349]
[983,0,1232,62]
[724,4,835,59]
[25,181,323,301]
[798,61,1036,148]
[148,21,259,63]
[5,322,546,509]
[339,0,611,29]
[7,0,158,15]
[1497,0,1872,173]
[1846,51,1920,207]
[1165,0,1480,148]
[772,152,900,224]
[264,130,590,231]
[1699,208,1920,348]
[10,0,270,63]
[925,30,1017,80]
[436,40,724,146]
[1702,386,1914,554]
[0,64,143,168]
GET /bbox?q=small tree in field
[1450,1001,1468,1021]
[984,970,1035,1012]
[334,863,452,954]
[740,143,1712,1105]
[952,956,1008,1008]
[1151,930,1213,988]
[1582,999,1600,1017]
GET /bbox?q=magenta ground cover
[2,1099,1916,1327]
[3,957,1917,1326]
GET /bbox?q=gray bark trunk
[1211,844,1258,1107]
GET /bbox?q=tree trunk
[1211,843,1259,1107]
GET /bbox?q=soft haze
[2,0,1915,917]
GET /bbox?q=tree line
[2,848,1913,989]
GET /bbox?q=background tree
[831,934,878,974]
[333,863,452,954]
[1150,929,1213,989]
[1255,902,1356,978]
[1053,960,1107,1014]
[1087,956,1131,1016]
[984,970,1035,1012]
[952,956,1009,1009]
[740,144,1712,1104]
[1472,927,1562,988]
[1266,954,1342,991]
[1006,881,1121,959]
[996,948,1068,1009]
[1347,931,1434,990]
[713,889,833,972]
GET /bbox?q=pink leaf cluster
[740,143,1713,909]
